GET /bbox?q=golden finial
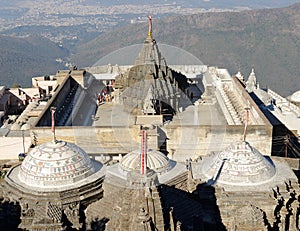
[148,13,153,38]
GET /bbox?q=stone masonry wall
[165,124,272,161]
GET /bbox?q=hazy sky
[2,0,300,9]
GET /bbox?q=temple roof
[201,141,276,186]
[119,149,171,174]
[19,140,99,187]
[134,14,167,68]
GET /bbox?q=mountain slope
[72,3,300,96]
[0,35,69,87]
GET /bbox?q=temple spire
[141,130,147,175]
[148,13,153,38]
[51,107,57,143]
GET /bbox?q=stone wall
[232,77,270,125]
[165,124,273,161]
[31,125,158,155]
[215,76,269,126]
[34,76,75,127]
[275,156,300,170]
[31,123,272,161]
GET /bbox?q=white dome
[120,149,171,174]
[201,141,276,186]
[290,90,300,102]
[21,123,30,130]
[19,140,97,187]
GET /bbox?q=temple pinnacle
[148,13,153,38]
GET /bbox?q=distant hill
[0,35,68,88]
[71,3,300,97]
[3,0,299,9]
[87,0,300,8]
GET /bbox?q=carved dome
[119,149,171,174]
[19,140,97,187]
[201,141,276,186]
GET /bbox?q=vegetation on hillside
[0,35,69,88]
[72,3,300,96]
[0,4,298,96]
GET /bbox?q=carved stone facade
[214,180,300,231]
[114,34,190,116]
[2,139,105,230]
[2,174,104,230]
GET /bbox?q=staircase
[218,84,243,125]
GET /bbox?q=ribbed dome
[19,140,96,187]
[201,141,276,186]
[120,149,171,174]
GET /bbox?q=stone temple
[1,14,300,231]
[113,15,190,116]
[192,139,300,231]
[2,125,105,230]
[201,141,276,186]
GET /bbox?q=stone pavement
[93,102,135,127]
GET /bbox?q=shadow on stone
[159,183,227,231]
[90,217,110,231]
[0,199,21,230]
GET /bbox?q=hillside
[78,0,300,8]
[0,35,68,87]
[71,3,300,96]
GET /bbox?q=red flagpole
[51,107,56,143]
[141,130,147,175]
[243,108,250,142]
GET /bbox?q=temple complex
[0,14,300,231]
[29,15,275,162]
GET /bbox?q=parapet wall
[30,121,272,161]
[34,76,78,127]
[30,125,158,155]
[165,124,273,161]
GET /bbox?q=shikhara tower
[114,14,190,116]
